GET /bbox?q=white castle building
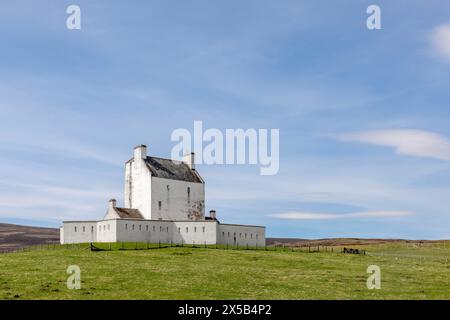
[60,145,266,246]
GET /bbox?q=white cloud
[430,23,450,62]
[270,210,413,220]
[337,129,450,161]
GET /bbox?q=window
[251,234,253,239]
[158,201,162,210]
[187,187,191,205]
[178,227,181,233]
[83,226,85,232]
[167,226,169,232]
[103,225,106,231]
[160,226,162,232]
[108,224,110,231]
[186,227,188,233]
[222,232,225,237]
[228,232,230,237]
[146,225,149,232]
[166,185,170,191]
[74,226,77,232]
[139,225,141,231]
[91,226,94,232]
[202,226,205,233]
[125,224,128,230]
[239,233,242,238]
[132,224,135,230]
[256,234,258,239]
[194,227,197,233]
[245,233,247,239]
[99,226,101,231]
[153,226,156,232]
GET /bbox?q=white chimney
[183,152,195,170]
[109,199,117,209]
[134,144,147,160]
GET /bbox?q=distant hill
[266,237,446,247]
[0,223,59,252]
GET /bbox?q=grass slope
[0,242,449,300]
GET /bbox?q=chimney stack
[134,144,147,160]
[109,199,117,209]
[183,152,195,170]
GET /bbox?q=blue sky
[1,0,450,239]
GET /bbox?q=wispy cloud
[270,210,414,220]
[337,129,450,162]
[430,23,450,62]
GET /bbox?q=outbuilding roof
[114,207,144,219]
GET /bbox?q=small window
[103,225,106,231]
[99,226,101,231]
[222,232,225,237]
[146,225,149,231]
[178,227,181,233]
[91,226,94,232]
[228,232,230,237]
[251,234,253,239]
[194,227,197,233]
[186,227,188,233]
[108,224,110,231]
[74,226,77,232]
[83,226,85,232]
[187,187,190,195]
[158,201,162,209]
[166,185,170,191]
[160,226,162,232]
[139,225,141,231]
[256,234,258,239]
[202,226,205,233]
[125,224,128,230]
[167,226,169,232]
[153,226,156,232]
[132,224,135,230]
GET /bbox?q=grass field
[0,242,449,299]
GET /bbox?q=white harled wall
[151,177,205,221]
[61,219,265,246]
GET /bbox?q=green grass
[0,242,449,299]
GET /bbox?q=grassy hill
[0,241,449,299]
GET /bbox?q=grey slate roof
[144,157,203,183]
[114,208,144,219]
